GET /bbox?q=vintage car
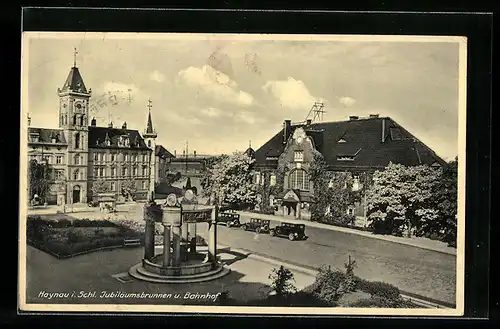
[269,222,308,241]
[241,218,271,234]
[216,212,241,227]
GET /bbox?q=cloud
[262,77,323,110]
[233,111,257,125]
[201,107,222,118]
[177,65,254,106]
[149,70,165,83]
[339,96,356,107]
[101,81,140,95]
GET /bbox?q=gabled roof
[244,147,256,159]
[155,145,175,158]
[28,128,67,145]
[254,117,446,170]
[60,67,88,93]
[88,126,150,150]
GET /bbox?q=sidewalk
[236,211,456,256]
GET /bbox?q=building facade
[250,115,447,220]
[154,145,175,185]
[27,60,157,205]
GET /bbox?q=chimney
[174,150,176,157]
[349,116,359,121]
[122,122,127,129]
[283,119,292,144]
[91,117,97,127]
[194,150,197,157]
[27,114,31,127]
[369,114,379,118]
[306,119,312,126]
[381,118,386,143]
[108,121,113,128]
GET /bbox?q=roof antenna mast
[305,102,326,123]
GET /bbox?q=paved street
[24,245,315,305]
[25,204,457,305]
[196,214,456,305]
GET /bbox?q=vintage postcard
[19,32,467,316]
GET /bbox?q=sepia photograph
[18,32,466,316]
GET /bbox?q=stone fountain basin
[143,253,215,276]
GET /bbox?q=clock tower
[57,48,92,204]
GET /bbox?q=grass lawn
[26,215,144,259]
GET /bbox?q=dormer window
[431,162,442,169]
[337,156,355,161]
[294,151,304,162]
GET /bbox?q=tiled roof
[155,145,175,158]
[28,128,67,145]
[60,67,88,93]
[88,126,150,150]
[254,117,446,170]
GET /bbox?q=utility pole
[304,102,326,123]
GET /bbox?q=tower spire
[144,98,156,136]
[73,47,78,68]
[249,140,252,148]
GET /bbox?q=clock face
[75,103,82,110]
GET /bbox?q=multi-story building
[27,58,158,205]
[249,115,447,220]
[154,145,175,185]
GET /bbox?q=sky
[23,33,463,161]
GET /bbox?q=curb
[218,244,454,309]
[237,212,456,256]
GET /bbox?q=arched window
[148,140,151,148]
[73,115,77,126]
[74,133,80,149]
[80,115,84,126]
[289,169,310,190]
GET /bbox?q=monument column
[182,221,189,241]
[188,222,197,253]
[208,205,218,262]
[143,203,157,260]
[162,224,171,267]
[172,224,182,266]
[144,219,155,260]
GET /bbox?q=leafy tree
[28,159,51,202]
[269,265,296,298]
[429,157,458,246]
[91,179,110,195]
[309,152,360,224]
[201,152,257,206]
[121,179,137,201]
[366,162,441,237]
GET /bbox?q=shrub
[67,229,85,243]
[356,278,401,301]
[307,265,346,305]
[343,256,357,293]
[269,266,297,298]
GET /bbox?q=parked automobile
[241,218,271,234]
[216,212,241,227]
[269,222,308,241]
